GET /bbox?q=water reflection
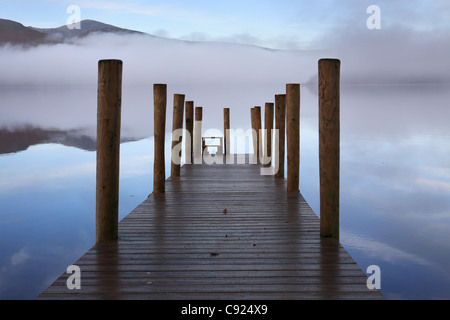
[338,84,450,300]
[0,83,449,299]
[302,83,450,299]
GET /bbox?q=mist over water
[1,82,449,299]
[1,25,449,88]
[0,33,315,87]
[1,27,449,139]
[0,27,450,300]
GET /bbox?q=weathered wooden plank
[41,269,370,280]
[42,283,380,294]
[38,291,383,301]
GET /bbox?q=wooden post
[194,106,203,164]
[96,59,122,243]
[153,84,167,194]
[264,102,274,166]
[185,101,194,164]
[171,94,185,178]
[275,94,286,179]
[254,106,262,163]
[286,84,300,192]
[319,59,340,240]
[224,108,230,155]
[251,108,257,157]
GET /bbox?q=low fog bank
[0,27,449,88]
[0,82,291,141]
[319,27,450,85]
[1,28,449,142]
[0,33,318,87]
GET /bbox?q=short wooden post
[275,94,286,179]
[286,84,300,192]
[224,108,230,155]
[153,84,167,194]
[185,101,194,164]
[254,106,262,163]
[194,106,203,163]
[96,59,122,243]
[250,108,257,157]
[319,59,340,240]
[264,102,274,166]
[171,94,185,178]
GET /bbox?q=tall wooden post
[319,59,340,240]
[275,94,286,179]
[153,84,167,194]
[224,108,230,155]
[264,102,274,166]
[254,106,262,163]
[286,84,300,192]
[171,94,185,178]
[194,106,203,164]
[96,59,122,243]
[185,101,194,164]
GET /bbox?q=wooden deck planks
[37,155,383,300]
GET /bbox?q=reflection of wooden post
[185,101,194,164]
[194,107,203,164]
[275,94,286,179]
[96,59,122,243]
[171,94,185,178]
[224,108,230,155]
[254,106,262,163]
[153,84,167,194]
[319,59,340,240]
[264,102,274,166]
[286,84,300,192]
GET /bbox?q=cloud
[0,145,95,194]
[0,33,319,87]
[0,28,448,143]
[10,248,31,267]
[313,25,450,84]
[1,248,31,275]
[342,232,433,267]
[35,1,450,51]
[415,179,450,194]
[2,24,448,89]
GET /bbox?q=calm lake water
[0,83,449,300]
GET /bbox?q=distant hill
[0,125,138,155]
[31,19,145,41]
[0,18,279,51]
[0,18,147,46]
[0,126,96,154]
[0,19,49,46]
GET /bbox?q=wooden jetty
[37,59,384,300]
[38,155,382,300]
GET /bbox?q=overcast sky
[2,0,450,49]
